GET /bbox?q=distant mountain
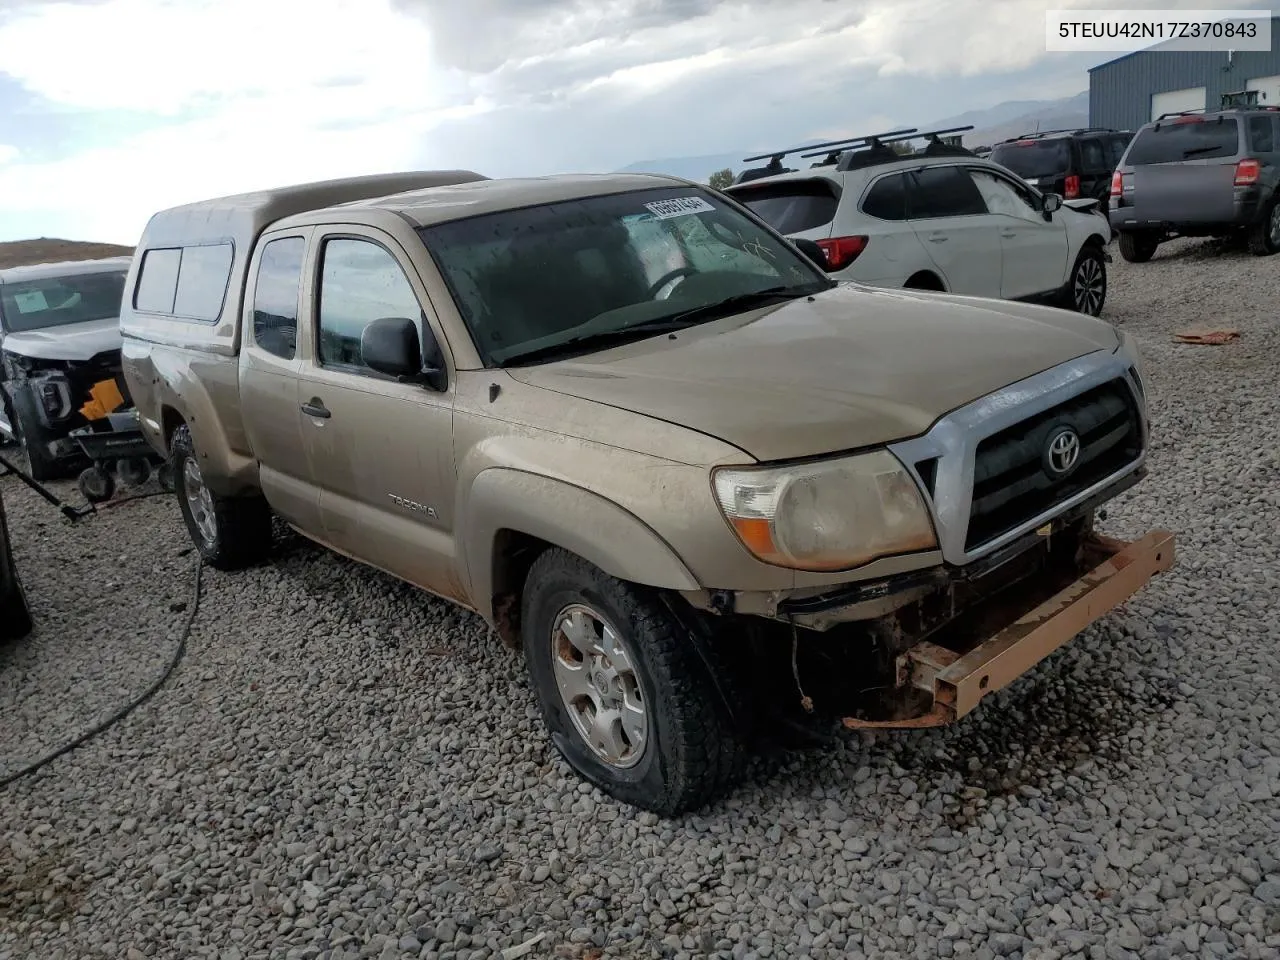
[0,238,135,270]
[614,92,1090,182]
[956,92,1091,149]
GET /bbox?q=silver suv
[1110,105,1280,261]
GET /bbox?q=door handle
[300,399,331,419]
[927,233,948,243]
[1000,230,1017,238]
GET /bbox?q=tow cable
[0,451,204,789]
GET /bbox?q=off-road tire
[1247,198,1280,256]
[1061,245,1108,316]
[11,388,62,482]
[1118,231,1158,264]
[521,548,744,816]
[171,424,272,570]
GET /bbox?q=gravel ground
[2,237,1279,960]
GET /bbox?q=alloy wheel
[1073,256,1105,316]
[550,603,648,769]
[182,457,217,547]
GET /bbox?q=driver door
[294,228,464,603]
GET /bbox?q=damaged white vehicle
[0,258,131,480]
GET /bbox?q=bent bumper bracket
[843,529,1176,729]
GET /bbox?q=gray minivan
[1109,107,1280,262]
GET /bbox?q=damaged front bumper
[842,528,1175,729]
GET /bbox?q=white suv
[723,129,1113,316]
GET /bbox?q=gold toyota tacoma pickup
[121,170,1174,814]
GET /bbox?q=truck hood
[505,283,1120,463]
[0,317,123,362]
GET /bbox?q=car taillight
[1110,169,1123,197]
[1235,158,1261,185]
[1065,175,1080,198]
[815,235,868,271]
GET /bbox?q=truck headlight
[713,450,937,572]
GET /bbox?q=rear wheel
[171,424,272,570]
[1118,231,1159,263]
[1247,198,1280,256]
[520,548,743,815]
[1063,245,1108,316]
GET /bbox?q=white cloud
[0,0,1255,241]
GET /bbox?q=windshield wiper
[1182,145,1224,157]
[498,286,816,367]
[497,317,704,367]
[659,285,814,325]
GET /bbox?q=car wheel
[171,424,273,570]
[11,387,62,482]
[1117,231,1158,263]
[520,548,743,816]
[1065,246,1108,316]
[1247,199,1280,256]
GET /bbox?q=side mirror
[361,316,447,391]
[792,237,830,271]
[1042,193,1063,219]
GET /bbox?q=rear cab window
[989,139,1071,179]
[1125,117,1241,165]
[132,242,234,321]
[726,179,839,234]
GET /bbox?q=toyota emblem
[1043,427,1081,478]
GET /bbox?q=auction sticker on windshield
[644,196,715,220]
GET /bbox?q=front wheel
[1064,246,1108,316]
[520,549,743,816]
[170,424,272,570]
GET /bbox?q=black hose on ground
[0,479,204,789]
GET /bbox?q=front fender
[462,467,701,624]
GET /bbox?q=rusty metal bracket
[843,529,1176,730]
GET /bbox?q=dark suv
[1109,107,1280,262]
[990,129,1133,214]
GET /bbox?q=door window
[861,173,908,220]
[1250,115,1275,153]
[252,237,305,360]
[969,170,1042,222]
[907,167,987,218]
[317,238,423,373]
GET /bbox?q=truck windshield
[417,186,832,367]
[0,270,127,334]
[1125,117,1240,165]
[989,140,1071,179]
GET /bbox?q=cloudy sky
[0,0,1252,244]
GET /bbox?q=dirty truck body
[121,170,1173,814]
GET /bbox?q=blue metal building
[1090,18,1280,131]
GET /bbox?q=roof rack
[825,126,978,171]
[998,126,1122,143]
[741,128,918,165]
